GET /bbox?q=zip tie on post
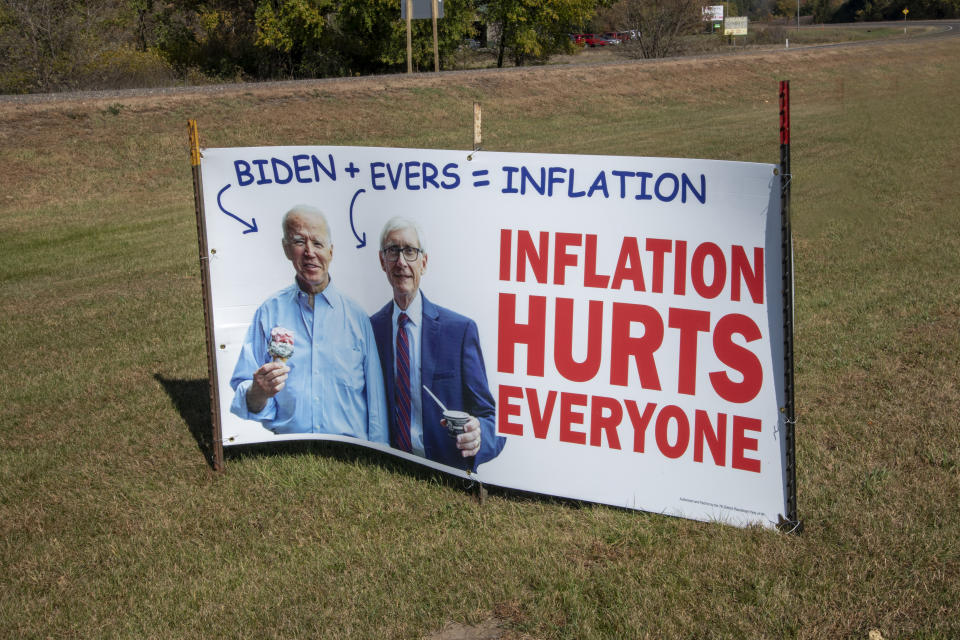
[462,472,487,505]
[777,514,804,534]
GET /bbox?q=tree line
[2,0,957,93]
[0,0,604,93]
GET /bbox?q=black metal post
[778,81,800,532]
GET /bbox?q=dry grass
[1,37,959,639]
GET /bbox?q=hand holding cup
[441,412,481,457]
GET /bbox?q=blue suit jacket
[371,294,505,471]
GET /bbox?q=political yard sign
[195,144,793,529]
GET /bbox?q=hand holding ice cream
[426,385,482,458]
[245,327,293,413]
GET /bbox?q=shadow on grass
[153,374,217,469]
[152,373,596,511]
[227,438,489,494]
[224,438,596,512]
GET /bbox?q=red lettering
[693,410,726,465]
[668,308,711,395]
[589,395,623,449]
[691,242,726,299]
[710,313,763,403]
[646,238,671,294]
[611,237,645,291]
[554,232,581,285]
[655,405,690,459]
[625,400,656,453]
[527,388,557,439]
[674,240,687,295]
[497,385,524,436]
[732,415,762,472]
[610,303,663,390]
[558,392,588,445]
[516,230,549,283]
[554,298,603,382]
[731,245,764,304]
[499,229,511,281]
[497,293,546,376]
[583,234,610,288]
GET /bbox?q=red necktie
[394,312,412,452]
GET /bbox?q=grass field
[2,35,959,639]
[454,23,933,70]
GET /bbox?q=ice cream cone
[268,326,294,363]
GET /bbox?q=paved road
[1,20,957,106]
[789,19,959,49]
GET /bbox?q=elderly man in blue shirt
[230,205,388,443]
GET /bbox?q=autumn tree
[613,0,701,59]
[254,0,335,76]
[0,0,175,92]
[482,0,598,68]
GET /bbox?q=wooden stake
[188,119,224,471]
[431,0,440,72]
[406,0,413,74]
[473,102,481,149]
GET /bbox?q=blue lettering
[612,170,634,198]
[311,154,336,181]
[520,166,545,196]
[567,168,586,198]
[252,159,271,185]
[370,162,386,190]
[235,160,254,187]
[587,172,609,198]
[655,173,679,202]
[422,162,440,189]
[441,163,460,189]
[548,167,565,196]
[634,171,653,201]
[405,161,421,191]
[272,157,293,185]
[293,155,311,183]
[387,163,403,189]
[502,166,519,193]
[682,173,706,204]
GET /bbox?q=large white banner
[199,145,788,528]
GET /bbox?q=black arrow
[349,188,367,248]
[217,184,258,234]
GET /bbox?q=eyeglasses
[382,245,423,262]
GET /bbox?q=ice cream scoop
[268,326,294,363]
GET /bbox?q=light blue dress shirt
[230,279,388,443]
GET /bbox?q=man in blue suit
[370,216,505,471]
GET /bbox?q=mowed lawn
[1,36,959,639]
